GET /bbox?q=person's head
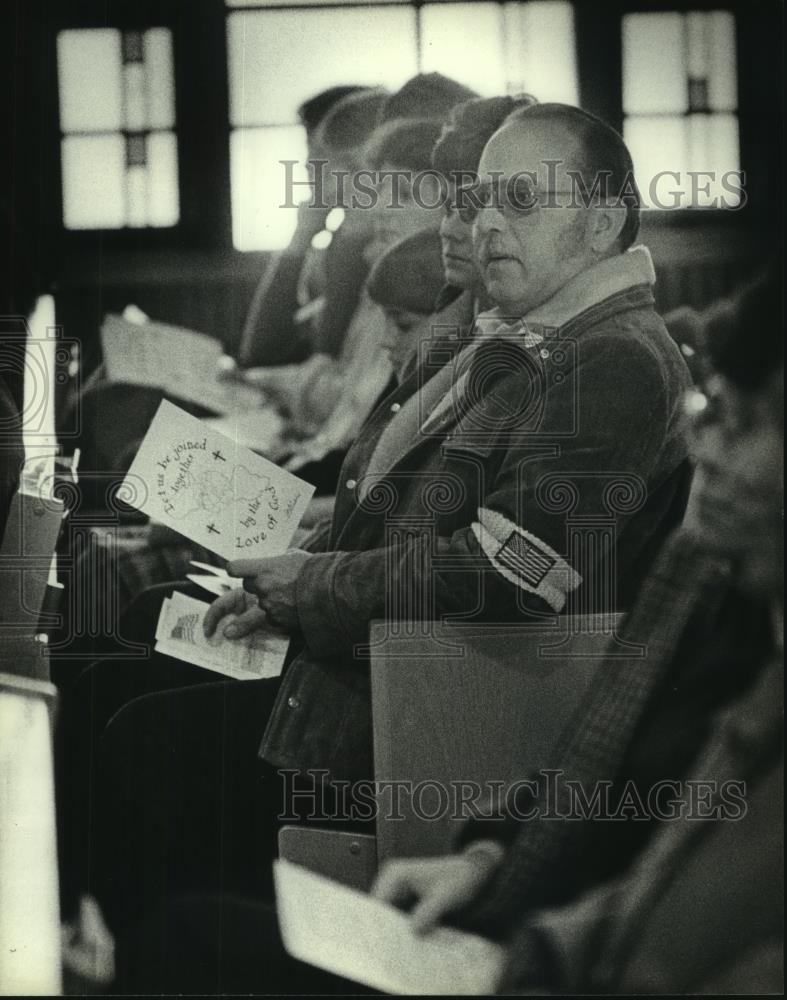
[312,88,389,175]
[297,85,369,141]
[379,73,478,125]
[685,271,783,597]
[472,103,640,314]
[367,229,445,378]
[362,118,445,261]
[432,94,538,291]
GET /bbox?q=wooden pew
[279,614,625,887]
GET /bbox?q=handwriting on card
[122,400,314,561]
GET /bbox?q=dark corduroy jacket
[259,281,693,782]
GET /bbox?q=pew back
[370,616,620,862]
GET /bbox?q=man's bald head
[494,103,641,250]
[472,106,640,314]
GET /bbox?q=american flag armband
[471,506,582,613]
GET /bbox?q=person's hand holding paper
[203,550,311,636]
[275,860,506,995]
[372,842,506,936]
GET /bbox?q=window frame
[575,0,773,230]
[50,0,773,253]
[50,0,232,252]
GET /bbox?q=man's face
[473,121,594,315]
[684,373,784,596]
[439,182,480,290]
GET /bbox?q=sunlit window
[622,11,740,210]
[226,0,578,251]
[57,28,179,230]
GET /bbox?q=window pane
[61,134,126,229]
[420,3,506,98]
[147,132,180,225]
[686,113,740,206]
[707,12,737,111]
[230,125,308,250]
[622,13,688,114]
[145,28,176,128]
[625,116,688,207]
[227,8,418,126]
[625,114,740,209]
[503,0,578,104]
[57,29,123,132]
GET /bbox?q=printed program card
[120,400,315,561]
[155,591,289,681]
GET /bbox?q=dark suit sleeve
[295,333,674,655]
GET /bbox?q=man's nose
[472,203,504,242]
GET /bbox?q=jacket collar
[338,248,658,526]
[475,244,656,339]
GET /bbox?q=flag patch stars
[496,530,555,587]
[471,506,582,613]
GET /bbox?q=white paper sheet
[155,591,289,681]
[100,313,263,415]
[120,400,314,561]
[274,860,506,995]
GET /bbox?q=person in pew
[402,269,782,996]
[279,71,477,366]
[245,117,446,440]
[367,228,447,380]
[118,271,782,997]
[431,94,536,317]
[236,86,389,369]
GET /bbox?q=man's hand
[202,588,267,640]
[226,550,312,633]
[371,842,505,935]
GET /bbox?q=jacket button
[287,696,300,709]
[345,478,357,490]
[390,402,401,413]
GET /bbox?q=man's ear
[588,204,627,253]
